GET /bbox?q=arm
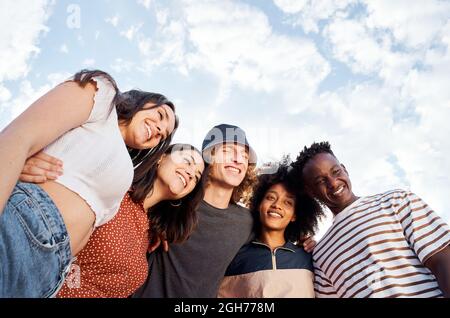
[314,266,338,298]
[424,246,450,298]
[0,80,97,214]
[395,191,450,296]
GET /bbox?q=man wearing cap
[133,124,258,298]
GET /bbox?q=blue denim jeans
[0,182,73,298]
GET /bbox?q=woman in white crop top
[0,69,178,297]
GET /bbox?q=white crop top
[44,75,134,227]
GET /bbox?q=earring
[170,200,182,207]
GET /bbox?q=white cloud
[0,0,53,82]
[134,0,329,94]
[0,84,12,102]
[273,0,308,14]
[114,0,450,229]
[305,0,450,227]
[2,0,448,235]
[270,0,450,231]
[138,37,152,55]
[137,0,152,10]
[60,44,69,54]
[120,23,143,41]
[323,16,418,86]
[155,7,169,25]
[2,72,70,124]
[77,34,85,46]
[273,0,357,33]
[392,27,450,216]
[82,58,96,67]
[105,15,120,27]
[110,58,135,73]
[136,7,189,75]
[364,0,450,48]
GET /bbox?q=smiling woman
[116,90,177,150]
[53,143,207,297]
[0,69,178,297]
[218,160,324,298]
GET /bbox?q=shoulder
[275,242,313,271]
[53,80,97,105]
[89,75,117,94]
[63,73,115,97]
[70,72,117,90]
[225,243,268,276]
[287,242,312,261]
[230,203,253,223]
[378,189,410,199]
[359,189,412,206]
[229,203,251,215]
[234,242,258,257]
[87,76,118,122]
[380,189,421,207]
[288,242,309,253]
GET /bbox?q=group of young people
[0,69,449,298]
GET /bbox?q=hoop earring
[170,200,182,207]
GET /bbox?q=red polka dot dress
[57,192,150,298]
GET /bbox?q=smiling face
[157,148,205,199]
[209,143,249,188]
[302,152,357,214]
[121,103,176,150]
[259,183,297,233]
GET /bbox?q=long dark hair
[148,144,209,243]
[250,157,323,243]
[73,69,179,201]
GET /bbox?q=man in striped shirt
[291,141,450,298]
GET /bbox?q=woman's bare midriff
[38,181,96,256]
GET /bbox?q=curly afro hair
[291,141,335,183]
[250,157,324,243]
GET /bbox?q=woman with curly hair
[218,159,324,298]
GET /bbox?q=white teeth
[145,124,152,141]
[176,172,187,187]
[268,211,282,218]
[333,186,344,195]
[225,167,240,173]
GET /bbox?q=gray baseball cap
[201,124,257,164]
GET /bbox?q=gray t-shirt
[133,200,254,298]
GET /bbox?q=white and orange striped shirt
[313,190,450,298]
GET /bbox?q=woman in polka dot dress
[20,143,206,297]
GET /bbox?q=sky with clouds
[1,0,449,237]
